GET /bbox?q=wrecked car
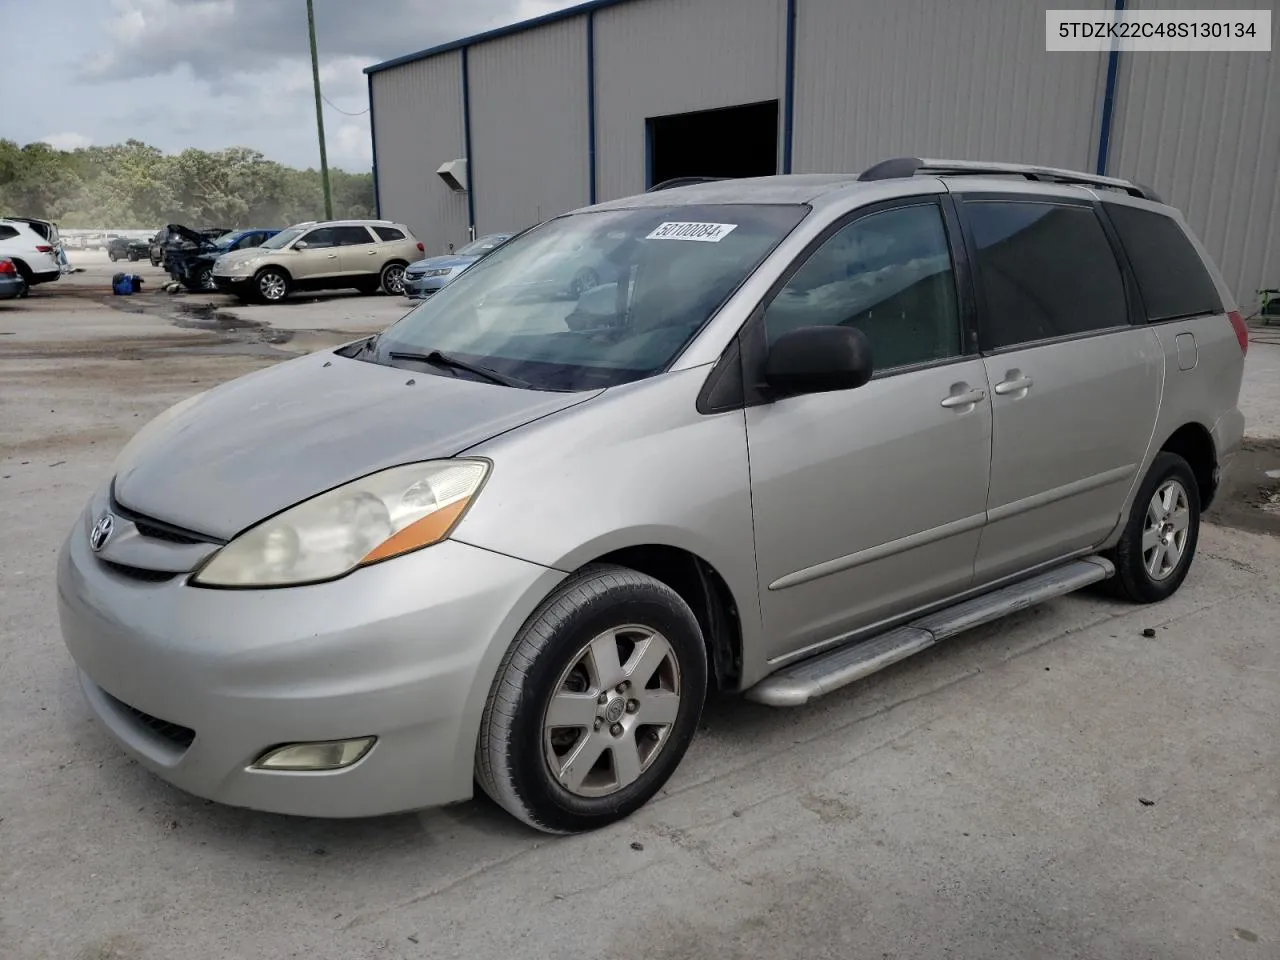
[166,228,281,292]
[151,224,228,271]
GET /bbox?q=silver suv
[58,159,1246,833]
[211,219,425,302]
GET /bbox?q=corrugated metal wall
[469,17,592,233]
[370,52,470,256]
[1109,0,1278,309]
[592,0,787,199]
[791,0,1111,175]
[368,0,1274,303]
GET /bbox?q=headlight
[423,268,453,278]
[192,459,489,587]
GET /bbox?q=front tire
[254,267,290,303]
[476,564,707,834]
[108,252,118,262]
[1107,452,1200,603]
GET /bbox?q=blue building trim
[365,0,638,75]
[367,73,381,218]
[782,0,797,174]
[1095,0,1126,175]
[461,46,477,237]
[587,12,598,204]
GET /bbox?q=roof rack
[857,157,1161,203]
[646,176,728,193]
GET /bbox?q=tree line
[0,139,375,230]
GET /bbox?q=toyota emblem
[89,513,115,552]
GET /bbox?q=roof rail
[857,157,1161,203]
[646,176,729,193]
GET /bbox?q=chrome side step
[745,556,1114,707]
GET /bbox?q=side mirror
[764,325,873,396]
[293,240,309,250]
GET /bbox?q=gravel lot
[2,254,1278,960]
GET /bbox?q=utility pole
[306,0,333,220]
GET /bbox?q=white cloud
[17,0,582,172]
[40,132,94,151]
[331,118,374,170]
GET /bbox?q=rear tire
[108,252,118,262]
[379,261,406,296]
[476,564,707,834]
[1106,452,1200,603]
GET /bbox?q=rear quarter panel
[1099,202,1246,541]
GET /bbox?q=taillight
[35,244,53,253]
[0,260,15,275]
[1227,310,1249,355]
[416,242,425,252]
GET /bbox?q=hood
[114,350,597,539]
[215,246,275,270]
[408,254,477,275]
[162,223,208,246]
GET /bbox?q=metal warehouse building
[365,0,1278,304]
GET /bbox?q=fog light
[253,737,375,771]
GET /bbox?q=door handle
[367,250,378,255]
[994,376,1033,395]
[940,387,986,409]
[326,253,338,259]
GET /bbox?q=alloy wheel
[1142,478,1190,581]
[258,272,286,301]
[543,625,682,798]
[382,264,405,294]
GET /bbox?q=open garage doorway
[646,100,779,187]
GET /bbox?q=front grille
[100,560,178,583]
[109,495,222,546]
[104,691,196,750]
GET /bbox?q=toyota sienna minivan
[58,159,1247,834]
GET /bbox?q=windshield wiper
[388,349,534,389]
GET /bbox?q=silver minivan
[58,159,1247,833]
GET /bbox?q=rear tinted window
[1104,204,1222,321]
[0,226,19,241]
[333,226,375,246]
[967,201,1128,350]
[373,226,405,241]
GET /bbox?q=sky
[1,0,584,172]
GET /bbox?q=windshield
[457,234,510,256]
[262,227,305,250]
[372,204,806,391]
[212,231,239,248]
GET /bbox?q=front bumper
[212,274,254,295]
[57,498,563,817]
[403,274,450,299]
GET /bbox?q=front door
[745,199,993,663]
[958,196,1163,583]
[293,226,342,280]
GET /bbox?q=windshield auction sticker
[646,222,739,242]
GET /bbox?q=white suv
[0,219,64,291]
